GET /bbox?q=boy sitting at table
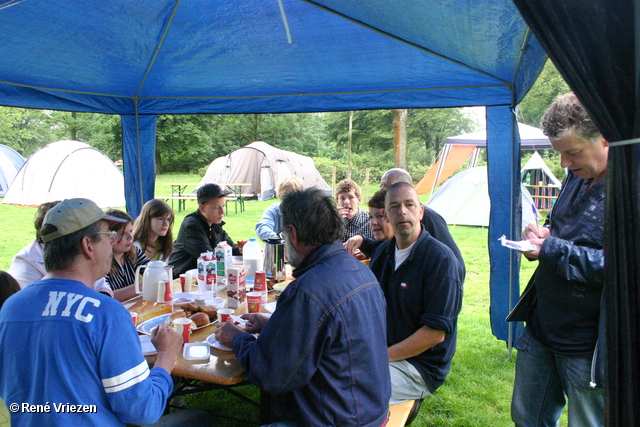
[169,183,245,278]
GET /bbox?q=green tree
[0,107,55,156]
[517,59,571,127]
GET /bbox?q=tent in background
[416,123,553,196]
[521,152,562,211]
[200,141,331,201]
[0,144,25,197]
[425,167,539,228]
[2,140,125,208]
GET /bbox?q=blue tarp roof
[0,0,548,345]
[0,0,544,114]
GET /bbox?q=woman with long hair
[105,209,150,302]
[133,199,175,261]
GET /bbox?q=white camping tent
[2,140,125,208]
[425,167,539,228]
[200,141,331,201]
[0,144,26,197]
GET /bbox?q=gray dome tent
[199,141,331,201]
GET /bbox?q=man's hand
[344,235,363,255]
[240,313,269,334]
[215,322,245,347]
[337,207,350,218]
[521,221,550,259]
[150,324,182,374]
[237,239,247,254]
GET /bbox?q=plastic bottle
[243,238,263,281]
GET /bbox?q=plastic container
[243,238,263,280]
[183,343,211,361]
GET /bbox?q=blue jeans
[511,327,604,427]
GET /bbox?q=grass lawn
[0,173,565,426]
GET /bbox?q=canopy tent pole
[486,106,524,353]
[122,113,157,218]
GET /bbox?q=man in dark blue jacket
[510,93,607,427]
[370,183,464,406]
[216,188,391,427]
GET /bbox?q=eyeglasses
[97,231,118,239]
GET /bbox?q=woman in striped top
[105,209,150,302]
[133,199,174,261]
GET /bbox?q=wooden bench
[387,400,416,427]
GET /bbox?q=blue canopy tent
[0,0,548,347]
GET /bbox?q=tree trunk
[348,111,353,179]
[70,111,77,141]
[393,109,407,169]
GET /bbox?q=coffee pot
[263,238,286,282]
[134,260,174,302]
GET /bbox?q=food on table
[181,303,218,324]
[189,312,210,327]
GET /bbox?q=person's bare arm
[344,235,364,255]
[388,325,445,362]
[113,284,138,302]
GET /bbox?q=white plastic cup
[173,318,192,344]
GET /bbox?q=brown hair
[105,209,136,273]
[132,199,174,260]
[35,201,62,243]
[541,92,601,143]
[368,189,387,209]
[0,270,21,310]
[336,178,361,199]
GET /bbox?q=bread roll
[169,311,187,321]
[189,312,210,327]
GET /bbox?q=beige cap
[41,198,127,243]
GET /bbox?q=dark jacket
[370,228,464,393]
[168,210,239,278]
[507,172,605,387]
[232,243,391,427]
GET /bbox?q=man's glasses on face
[97,231,118,240]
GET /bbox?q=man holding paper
[510,93,608,427]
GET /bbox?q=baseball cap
[41,198,127,243]
[197,183,231,204]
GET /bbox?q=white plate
[139,335,157,356]
[136,314,218,335]
[263,302,277,314]
[206,333,232,351]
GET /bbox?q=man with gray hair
[0,198,208,427]
[216,188,391,426]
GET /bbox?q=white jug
[134,260,174,302]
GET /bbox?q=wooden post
[331,166,336,196]
[393,109,408,169]
[348,111,353,179]
[365,168,370,201]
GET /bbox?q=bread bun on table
[169,311,187,321]
[188,312,210,327]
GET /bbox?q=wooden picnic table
[125,276,277,423]
[223,183,251,214]
[163,183,199,212]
